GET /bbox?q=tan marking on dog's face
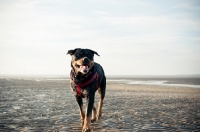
[72,57,94,74]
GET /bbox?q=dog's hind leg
[97,90,104,119]
[97,76,106,119]
[76,96,85,126]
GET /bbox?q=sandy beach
[0,78,200,131]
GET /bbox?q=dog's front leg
[76,96,85,126]
[82,96,94,132]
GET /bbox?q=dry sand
[0,78,200,131]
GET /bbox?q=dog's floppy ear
[89,49,100,56]
[67,48,79,55]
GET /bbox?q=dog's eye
[75,64,80,68]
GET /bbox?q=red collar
[70,71,98,96]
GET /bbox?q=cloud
[102,16,200,31]
[174,0,200,10]
[94,10,109,15]
[0,0,200,75]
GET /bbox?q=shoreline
[106,81,200,92]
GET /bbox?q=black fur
[70,62,106,114]
[67,48,106,131]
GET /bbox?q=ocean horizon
[1,74,200,89]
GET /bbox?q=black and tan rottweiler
[67,48,106,132]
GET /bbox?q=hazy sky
[0,0,200,76]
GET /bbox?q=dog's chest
[70,83,90,97]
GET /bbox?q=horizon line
[0,74,200,78]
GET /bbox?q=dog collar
[70,70,98,96]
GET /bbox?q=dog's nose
[83,57,89,64]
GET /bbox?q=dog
[67,48,106,132]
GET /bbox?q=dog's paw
[82,127,91,132]
[91,118,96,123]
[96,113,102,120]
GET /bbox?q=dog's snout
[83,57,89,64]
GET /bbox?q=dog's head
[67,48,100,74]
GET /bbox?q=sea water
[107,77,200,88]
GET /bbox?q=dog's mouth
[75,64,90,73]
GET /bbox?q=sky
[0,0,200,76]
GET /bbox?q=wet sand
[0,78,200,131]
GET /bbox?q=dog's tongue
[80,65,88,70]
